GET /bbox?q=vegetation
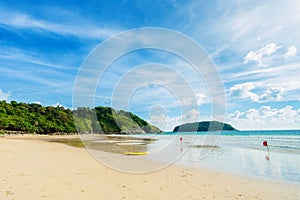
[0,100,160,134]
[73,106,160,134]
[173,121,237,132]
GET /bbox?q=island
[172,121,238,132]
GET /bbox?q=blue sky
[1,0,300,131]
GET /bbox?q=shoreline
[3,134,300,182]
[1,135,299,199]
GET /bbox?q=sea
[135,130,300,183]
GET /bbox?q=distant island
[173,121,238,132]
[0,100,161,135]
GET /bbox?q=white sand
[0,136,299,200]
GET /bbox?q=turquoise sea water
[136,130,300,183]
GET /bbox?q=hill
[0,100,161,134]
[73,106,161,134]
[172,121,237,132]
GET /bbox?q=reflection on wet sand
[50,135,156,155]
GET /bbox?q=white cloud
[0,89,11,101]
[225,1,300,52]
[259,87,283,102]
[285,46,297,58]
[230,82,284,103]
[0,47,77,71]
[243,43,283,66]
[149,113,167,130]
[149,109,200,131]
[52,102,64,107]
[223,60,300,103]
[229,82,259,102]
[196,93,209,105]
[182,109,200,123]
[0,12,119,39]
[227,105,300,130]
[181,93,209,106]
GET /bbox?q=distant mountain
[172,121,238,132]
[0,100,161,134]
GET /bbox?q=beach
[0,135,299,200]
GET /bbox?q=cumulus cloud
[244,43,283,66]
[230,82,284,103]
[229,82,259,102]
[227,105,300,130]
[149,109,200,131]
[0,89,11,101]
[196,93,209,105]
[259,87,283,102]
[149,113,167,130]
[52,102,64,107]
[181,93,209,106]
[285,46,297,58]
[182,109,200,123]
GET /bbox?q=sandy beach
[0,135,299,200]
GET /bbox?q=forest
[0,100,160,134]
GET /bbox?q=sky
[0,0,300,131]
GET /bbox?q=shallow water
[134,130,300,183]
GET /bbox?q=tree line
[0,100,160,134]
